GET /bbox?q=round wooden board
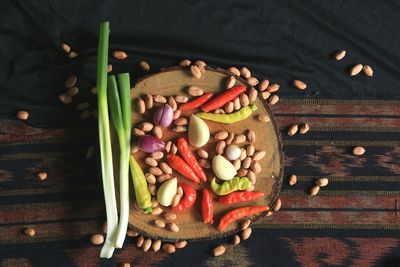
[126,66,283,241]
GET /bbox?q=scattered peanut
[67,86,79,96]
[293,80,307,90]
[316,178,329,187]
[173,126,187,132]
[299,123,310,134]
[190,65,202,79]
[139,60,150,71]
[153,95,167,103]
[242,157,252,169]
[247,77,259,86]
[153,126,163,139]
[287,124,299,136]
[140,122,154,132]
[107,64,112,72]
[145,157,158,167]
[197,149,209,159]
[90,86,97,95]
[175,240,187,249]
[76,102,90,110]
[248,87,258,103]
[90,234,104,245]
[173,109,181,120]
[157,174,171,183]
[246,145,255,156]
[151,151,164,160]
[247,170,256,184]
[214,130,228,140]
[148,167,163,176]
[16,110,29,120]
[258,79,270,91]
[37,171,48,181]
[233,97,241,110]
[247,129,256,143]
[175,95,189,103]
[261,91,271,100]
[273,198,282,211]
[241,227,252,240]
[226,132,235,145]
[334,50,346,61]
[226,76,236,89]
[59,94,73,104]
[268,95,279,105]
[137,98,146,114]
[170,143,178,154]
[154,219,166,228]
[288,174,297,186]
[232,235,241,245]
[24,227,36,237]
[174,117,188,126]
[188,86,204,96]
[239,93,250,107]
[167,222,179,232]
[237,168,248,177]
[233,159,241,170]
[213,245,226,257]
[353,146,366,156]
[267,83,280,93]
[145,94,154,109]
[240,148,247,161]
[350,64,363,76]
[143,239,152,252]
[133,128,145,137]
[216,141,227,155]
[165,141,172,153]
[251,162,262,174]
[60,43,71,54]
[163,243,176,253]
[199,159,210,168]
[171,194,181,207]
[240,219,251,230]
[136,236,144,247]
[168,96,178,111]
[163,212,177,221]
[152,239,162,252]
[151,207,163,215]
[126,229,139,237]
[227,67,241,76]
[179,59,191,66]
[68,51,78,58]
[233,134,246,144]
[240,67,251,78]
[310,185,320,196]
[145,173,156,185]
[112,50,128,60]
[159,162,173,174]
[224,101,234,113]
[363,65,373,77]
[65,75,77,88]
[257,114,270,122]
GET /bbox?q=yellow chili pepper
[196,104,257,124]
[130,155,152,213]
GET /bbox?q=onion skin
[153,104,173,127]
[138,135,165,153]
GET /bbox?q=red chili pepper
[180,93,213,111]
[177,137,207,182]
[201,85,246,112]
[172,183,197,211]
[167,154,200,184]
[218,206,269,231]
[201,189,213,224]
[219,191,265,205]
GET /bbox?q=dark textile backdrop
[1,0,400,127]
[1,1,400,267]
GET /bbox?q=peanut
[240,148,247,161]
[171,194,181,207]
[247,129,256,143]
[257,114,270,122]
[159,162,172,174]
[151,151,164,160]
[316,177,329,187]
[243,157,252,169]
[153,94,167,103]
[237,168,248,177]
[267,83,280,93]
[76,102,90,110]
[232,235,241,245]
[173,109,181,120]
[65,75,77,88]
[247,170,256,184]
[173,126,187,132]
[216,141,227,155]
[233,134,246,144]
[167,222,179,232]
[199,159,210,168]
[239,93,250,107]
[353,146,366,156]
[175,95,189,103]
[136,236,144,247]
[213,245,226,257]
[145,94,154,109]
[133,128,145,136]
[253,150,266,161]
[350,64,363,76]
[157,174,171,183]
[299,123,310,134]
[148,167,163,176]
[163,212,177,221]
[227,67,240,76]
[248,87,258,103]
[154,219,166,228]
[16,110,29,120]
[174,117,188,126]
[152,240,162,252]
[68,51,78,58]
[140,122,154,132]
[246,145,255,156]
[175,240,187,249]
[240,67,251,78]
[273,198,282,211]
[197,149,209,159]
[165,141,172,153]
[126,230,139,237]
[145,173,156,185]
[168,96,177,111]
[226,76,236,89]
[293,80,307,90]
[151,207,163,215]
[334,50,346,60]
[261,91,271,99]
[224,101,234,113]
[179,59,191,66]
[60,43,71,54]
[188,86,204,96]
[59,94,73,104]
[251,161,262,174]
[67,86,79,96]
[226,132,235,145]
[145,157,158,167]
[163,243,176,254]
[240,219,251,230]
[107,64,112,72]
[363,65,373,77]
[310,185,320,196]
[190,65,202,79]
[289,174,297,186]
[247,77,259,86]
[37,171,48,181]
[214,130,228,140]
[137,98,146,114]
[233,159,241,170]
[171,143,178,154]
[143,239,152,252]
[287,124,299,136]
[139,60,150,71]
[234,97,241,110]
[241,227,252,240]
[268,94,279,105]
[24,227,36,237]
[90,234,104,245]
[153,126,162,139]
[258,79,270,91]
[112,50,128,60]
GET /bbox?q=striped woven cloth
[1,98,399,266]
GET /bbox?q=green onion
[107,73,131,248]
[97,21,118,259]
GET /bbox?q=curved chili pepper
[173,183,197,211]
[219,191,265,205]
[167,154,200,184]
[201,189,213,224]
[201,85,246,112]
[180,93,213,111]
[210,177,252,195]
[177,137,207,182]
[218,206,269,231]
[196,104,257,124]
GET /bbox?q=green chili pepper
[195,104,257,124]
[130,155,152,213]
[210,177,252,195]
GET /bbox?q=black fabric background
[1,0,400,127]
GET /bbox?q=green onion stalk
[97,21,118,258]
[107,74,131,248]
